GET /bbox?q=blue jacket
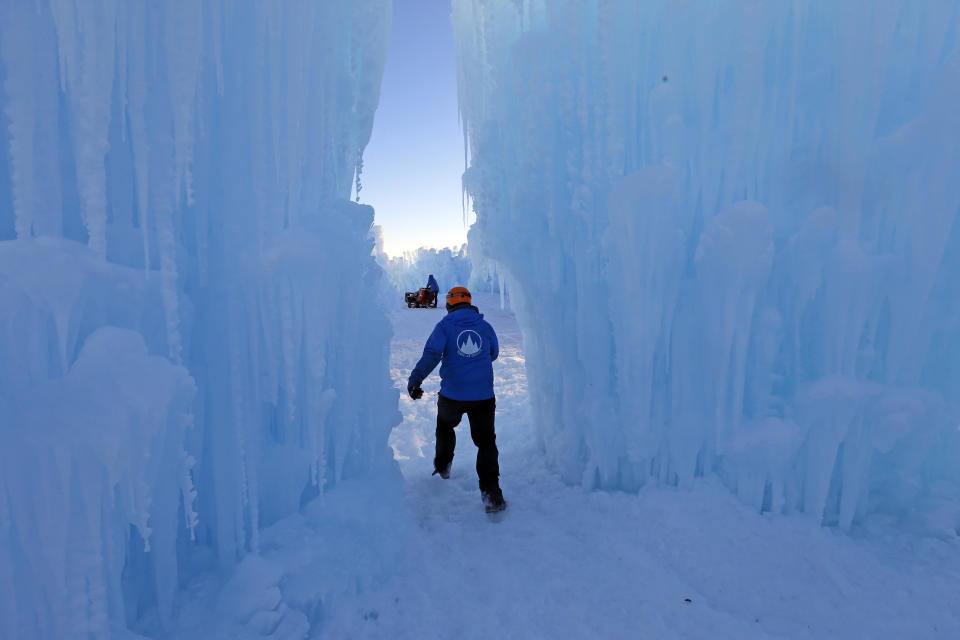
[426,275,439,294]
[409,305,499,401]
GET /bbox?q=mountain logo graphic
[456,330,483,357]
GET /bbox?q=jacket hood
[444,305,484,326]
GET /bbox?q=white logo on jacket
[456,330,483,357]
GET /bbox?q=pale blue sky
[360,0,471,256]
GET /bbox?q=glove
[407,383,423,400]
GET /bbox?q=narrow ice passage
[4,1,957,637]
[373,294,960,640]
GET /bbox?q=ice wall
[0,1,395,637]
[453,0,960,533]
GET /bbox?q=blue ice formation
[373,234,472,294]
[453,0,960,533]
[371,232,503,301]
[0,1,396,637]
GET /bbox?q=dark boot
[481,487,507,513]
[432,461,451,479]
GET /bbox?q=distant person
[407,286,506,513]
[417,274,440,307]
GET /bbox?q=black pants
[435,395,500,492]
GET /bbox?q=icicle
[250,5,268,252]
[311,390,337,490]
[166,0,203,208]
[0,0,37,239]
[211,0,224,95]
[51,0,119,258]
[156,203,183,364]
[281,0,317,228]
[126,2,151,272]
[355,153,364,203]
[115,3,128,143]
[462,124,470,226]
[48,0,77,94]
[65,486,109,638]
[499,270,506,309]
[196,203,208,286]
[179,449,199,541]
[266,2,283,199]
[134,472,154,553]
[279,280,300,430]
[246,426,260,553]
[224,303,255,553]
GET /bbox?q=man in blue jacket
[426,274,439,296]
[407,286,506,513]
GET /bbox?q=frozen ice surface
[0,1,395,637]
[453,0,960,531]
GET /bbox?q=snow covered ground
[168,293,959,639]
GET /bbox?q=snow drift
[0,1,395,637]
[453,0,960,533]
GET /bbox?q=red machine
[405,288,438,308]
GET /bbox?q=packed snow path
[385,294,960,640]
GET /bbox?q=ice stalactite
[0,0,35,240]
[453,0,960,532]
[604,168,688,464]
[695,203,775,454]
[355,154,365,203]
[281,1,317,228]
[125,2,152,273]
[156,209,183,364]
[165,0,203,208]
[50,0,118,258]
[0,1,62,239]
[280,279,301,430]
[311,390,336,492]
[180,449,199,541]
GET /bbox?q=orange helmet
[445,286,472,306]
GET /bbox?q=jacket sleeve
[489,324,499,361]
[409,324,446,386]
